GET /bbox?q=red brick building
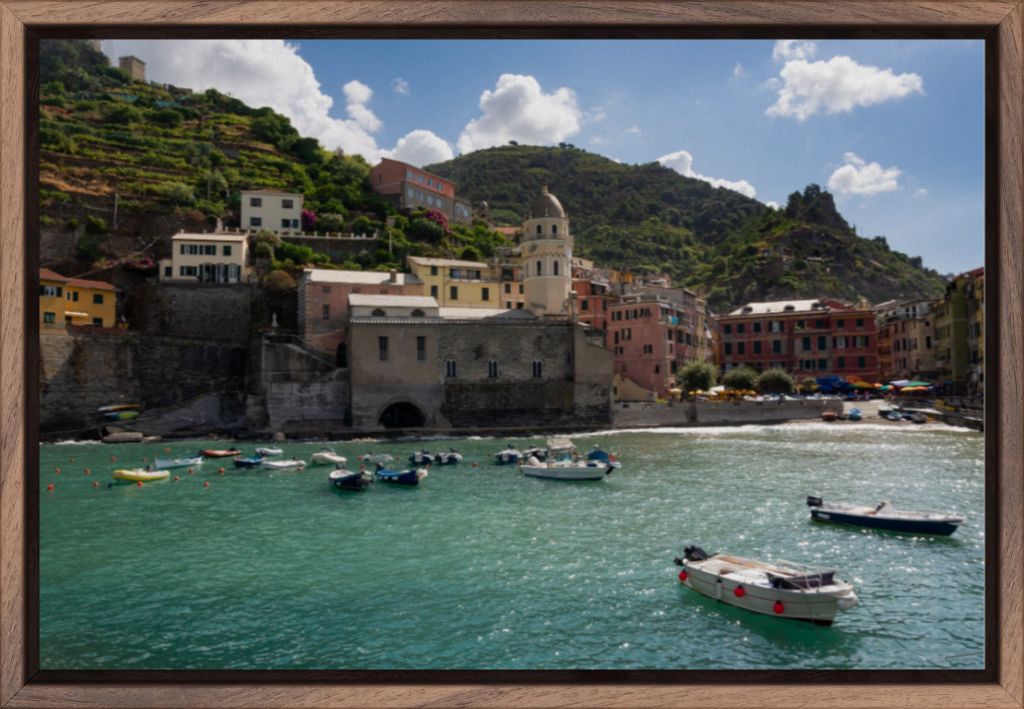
[369,158,471,223]
[717,298,879,383]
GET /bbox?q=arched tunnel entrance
[379,401,426,429]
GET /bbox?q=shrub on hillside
[148,108,183,129]
[101,104,142,125]
[263,269,296,292]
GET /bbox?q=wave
[574,422,981,437]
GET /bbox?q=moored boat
[200,448,241,458]
[233,456,265,469]
[97,403,140,413]
[520,437,610,481]
[847,408,862,422]
[433,449,463,465]
[104,410,140,421]
[672,546,858,626]
[409,450,434,465]
[255,447,283,457]
[329,468,373,491]
[263,459,307,471]
[153,455,203,470]
[821,411,838,422]
[494,445,523,465]
[807,496,964,535]
[586,445,621,470]
[112,468,170,483]
[311,450,348,466]
[521,447,548,462]
[375,466,428,486]
[358,452,394,464]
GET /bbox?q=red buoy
[773,600,784,614]
[136,480,143,487]
[203,481,210,488]
[734,586,746,598]
[46,484,55,491]
[91,481,99,488]
[678,570,688,582]
[173,475,180,481]
[218,467,224,473]
[187,468,194,475]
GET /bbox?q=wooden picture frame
[1,2,1020,706]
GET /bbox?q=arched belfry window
[371,308,387,317]
[411,309,425,317]
[536,224,542,235]
[536,260,543,276]
[552,224,558,234]
[553,260,560,276]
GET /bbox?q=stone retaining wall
[612,398,843,427]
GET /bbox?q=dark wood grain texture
[0,1,1021,707]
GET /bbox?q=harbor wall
[612,398,842,428]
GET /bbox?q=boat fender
[136,481,143,487]
[734,586,746,598]
[773,601,785,615]
[677,570,688,582]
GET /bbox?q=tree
[722,366,758,391]
[459,245,482,262]
[755,369,795,394]
[263,269,296,292]
[316,212,346,233]
[406,217,445,243]
[102,104,142,126]
[679,360,716,393]
[301,209,317,231]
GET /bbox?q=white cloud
[732,63,745,77]
[585,106,607,123]
[914,187,929,198]
[457,74,581,153]
[102,39,389,161]
[392,77,410,96]
[383,129,454,167]
[828,152,901,196]
[773,40,817,62]
[625,125,642,135]
[767,55,924,121]
[657,150,757,199]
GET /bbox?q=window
[378,336,389,361]
[737,342,746,355]
[753,321,762,333]
[40,284,62,297]
[66,291,79,302]
[643,344,653,354]
[516,302,524,309]
[724,342,732,355]
[43,312,55,324]
[753,341,762,354]
[536,225,542,235]
[411,309,425,317]
[450,286,458,300]
[737,323,745,334]
[322,286,331,294]
[164,266,171,278]
[487,360,499,378]
[180,266,198,277]
[836,319,845,328]
[282,199,294,209]
[519,284,524,294]
[536,260,543,276]
[320,304,329,321]
[250,217,262,227]
[815,319,825,328]
[223,245,232,256]
[772,340,782,354]
[506,301,512,309]
[553,261,559,276]
[92,317,103,326]
[723,324,732,335]
[446,359,457,378]
[532,360,543,378]
[482,287,490,301]
[430,285,438,298]
[504,283,511,294]
[818,359,827,370]
[371,308,386,317]
[580,300,589,311]
[552,224,558,234]
[417,336,427,362]
[430,266,438,276]
[838,356,846,368]
[818,335,827,350]
[856,318,864,328]
[858,356,866,368]
[92,293,104,305]
[250,197,262,207]
[281,218,291,229]
[802,336,811,351]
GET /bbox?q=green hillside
[427,147,946,309]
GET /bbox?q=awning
[64,311,89,318]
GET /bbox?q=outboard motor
[807,496,824,508]
[683,545,710,562]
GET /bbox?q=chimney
[389,269,398,284]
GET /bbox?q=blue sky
[103,39,983,274]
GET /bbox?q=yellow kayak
[112,468,170,483]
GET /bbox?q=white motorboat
[673,546,858,626]
[311,450,348,466]
[494,445,523,465]
[153,455,203,470]
[263,459,307,471]
[357,452,394,464]
[519,437,610,481]
[434,449,463,465]
[255,447,283,457]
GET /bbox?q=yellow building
[407,256,522,309]
[39,268,118,329]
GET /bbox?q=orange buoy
[46,484,55,491]
[136,480,143,487]
[91,481,99,488]
[173,475,180,481]
[188,468,194,475]
[84,468,91,475]
[203,481,210,488]
[54,467,61,474]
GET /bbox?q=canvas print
[37,39,984,670]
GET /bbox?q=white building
[240,189,304,234]
[521,186,572,317]
[159,232,251,284]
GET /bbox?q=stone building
[118,55,145,82]
[875,299,937,382]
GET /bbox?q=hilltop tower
[521,186,571,317]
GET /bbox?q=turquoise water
[39,423,984,670]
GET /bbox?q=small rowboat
[433,450,462,465]
[807,496,964,536]
[821,411,838,422]
[263,459,306,471]
[112,468,170,483]
[494,446,523,465]
[311,450,347,466]
[233,456,264,469]
[97,403,140,413]
[255,447,283,457]
[520,460,610,481]
[375,467,428,486]
[673,546,858,626]
[357,453,394,464]
[200,448,241,458]
[153,456,202,470]
[104,410,140,421]
[329,468,373,491]
[409,450,434,465]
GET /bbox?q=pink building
[369,158,471,223]
[297,268,423,363]
[573,277,611,332]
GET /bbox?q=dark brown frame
[1,2,1020,707]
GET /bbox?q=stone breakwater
[612,398,842,428]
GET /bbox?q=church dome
[527,186,566,219]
